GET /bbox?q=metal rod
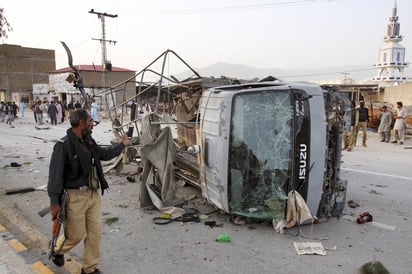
[149,121,198,125]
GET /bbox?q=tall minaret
[373,0,408,84]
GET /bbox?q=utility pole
[89,9,117,70]
[341,72,351,85]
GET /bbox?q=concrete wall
[379,82,412,107]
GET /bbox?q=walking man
[47,109,129,274]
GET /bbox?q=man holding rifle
[47,108,129,274]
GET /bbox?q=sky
[1,0,411,80]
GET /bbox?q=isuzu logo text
[299,144,307,179]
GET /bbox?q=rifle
[49,190,68,260]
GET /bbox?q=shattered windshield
[229,91,293,220]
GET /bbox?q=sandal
[357,212,373,224]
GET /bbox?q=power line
[279,67,376,78]
[131,0,338,16]
[176,0,332,13]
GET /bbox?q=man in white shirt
[391,101,407,145]
[137,99,152,118]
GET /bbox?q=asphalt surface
[0,115,411,274]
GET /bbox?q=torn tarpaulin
[138,113,184,218]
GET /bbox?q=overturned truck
[96,50,346,224]
[193,82,346,221]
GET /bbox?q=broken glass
[229,91,293,220]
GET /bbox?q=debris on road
[347,200,360,208]
[357,212,373,224]
[293,241,326,256]
[216,233,230,242]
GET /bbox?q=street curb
[0,206,82,274]
[0,223,53,274]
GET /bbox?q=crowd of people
[341,100,407,152]
[0,101,20,125]
[0,97,95,126]
[32,100,67,125]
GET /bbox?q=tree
[0,8,12,39]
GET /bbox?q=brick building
[1,44,136,111]
[0,44,55,104]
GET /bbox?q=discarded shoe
[347,200,360,208]
[51,254,64,267]
[10,162,21,167]
[81,269,102,274]
[356,212,373,224]
[126,176,135,182]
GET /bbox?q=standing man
[61,101,67,123]
[19,101,26,117]
[378,105,392,143]
[350,101,359,148]
[12,101,19,119]
[48,101,58,126]
[74,100,82,109]
[130,100,136,121]
[47,109,129,274]
[91,99,100,125]
[342,104,355,151]
[5,102,13,125]
[391,101,407,145]
[56,101,62,124]
[40,101,49,123]
[0,101,6,122]
[355,101,369,147]
[35,101,43,125]
[67,100,75,120]
[137,99,152,118]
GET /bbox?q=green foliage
[360,260,390,274]
[0,8,13,39]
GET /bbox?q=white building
[373,0,409,84]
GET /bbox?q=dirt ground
[1,114,412,274]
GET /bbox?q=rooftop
[50,65,134,73]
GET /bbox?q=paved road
[0,116,411,274]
